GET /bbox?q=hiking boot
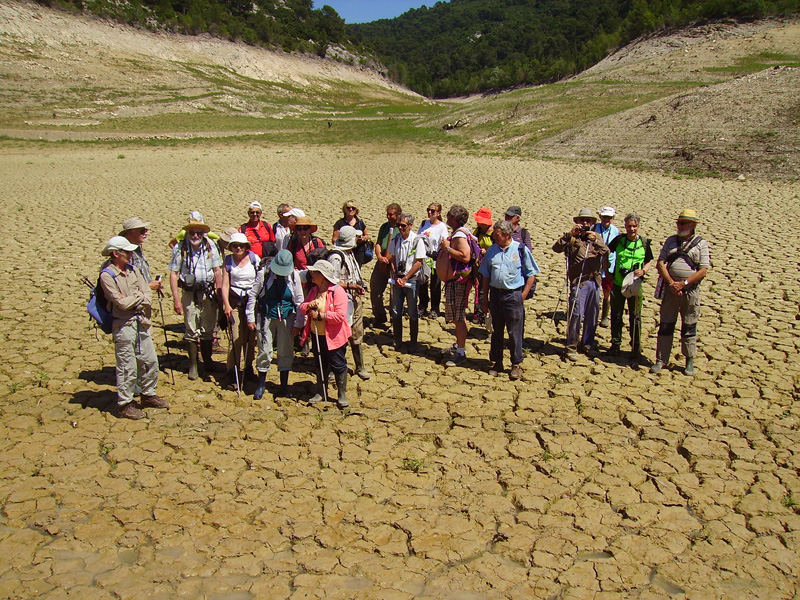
[684,357,695,376]
[605,344,621,357]
[225,371,239,391]
[509,365,522,380]
[392,318,404,351]
[579,344,598,358]
[428,310,439,319]
[278,370,292,398]
[335,372,349,409]
[351,345,371,381]
[308,393,324,405]
[253,371,267,400]
[564,348,580,362]
[489,362,503,377]
[408,320,419,352]
[187,343,199,381]
[445,353,466,368]
[650,360,664,374]
[599,299,609,328]
[244,364,257,382]
[140,395,169,409]
[117,402,145,420]
[200,340,224,373]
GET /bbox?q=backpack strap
[666,236,703,270]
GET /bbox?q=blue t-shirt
[593,223,619,275]
[479,241,540,290]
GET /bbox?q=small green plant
[542,450,567,463]
[34,371,50,388]
[400,456,425,473]
[117,154,125,159]
[783,494,798,509]
[8,382,24,393]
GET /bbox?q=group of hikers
[96,200,710,419]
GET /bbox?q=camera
[426,249,439,260]
[579,225,590,234]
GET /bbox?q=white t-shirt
[418,220,448,252]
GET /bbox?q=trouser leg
[488,288,507,365]
[114,323,137,405]
[370,264,389,324]
[656,289,681,364]
[679,288,701,358]
[137,327,159,396]
[430,271,441,313]
[580,281,600,348]
[609,284,626,348]
[255,317,274,373]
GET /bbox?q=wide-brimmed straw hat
[118,217,150,236]
[269,249,294,277]
[678,209,699,222]
[573,208,597,223]
[621,271,643,298]
[219,226,240,244]
[335,226,362,250]
[473,207,493,226]
[294,216,318,233]
[102,235,138,256]
[228,232,250,247]
[308,259,338,284]
[183,219,210,233]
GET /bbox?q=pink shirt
[299,284,352,349]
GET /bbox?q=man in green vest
[606,213,654,361]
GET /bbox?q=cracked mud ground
[0,146,798,599]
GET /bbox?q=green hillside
[351,0,799,97]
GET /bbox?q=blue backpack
[87,267,116,334]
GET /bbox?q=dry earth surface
[1,145,799,599]
[1,1,800,599]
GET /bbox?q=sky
[313,1,447,24]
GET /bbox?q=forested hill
[32,0,349,56]
[350,0,799,97]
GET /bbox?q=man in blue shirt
[593,206,619,328]
[479,220,539,380]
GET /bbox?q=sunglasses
[296,226,311,231]
[676,220,694,225]
[345,206,357,210]
[248,211,262,216]
[133,228,149,233]
[188,231,204,237]
[427,208,439,213]
[229,244,246,250]
[577,218,594,224]
[397,223,410,230]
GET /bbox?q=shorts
[444,279,469,323]
[601,276,613,292]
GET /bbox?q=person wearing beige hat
[299,260,353,409]
[328,226,370,379]
[332,201,370,265]
[169,219,223,380]
[651,209,710,376]
[119,217,162,293]
[100,236,168,419]
[552,208,610,361]
[221,232,259,388]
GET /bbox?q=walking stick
[156,284,176,385]
[313,329,328,404]
[227,319,241,397]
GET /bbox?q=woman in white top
[221,232,258,389]
[417,202,448,318]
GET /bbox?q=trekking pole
[156,281,176,385]
[313,329,328,404]
[227,320,241,397]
